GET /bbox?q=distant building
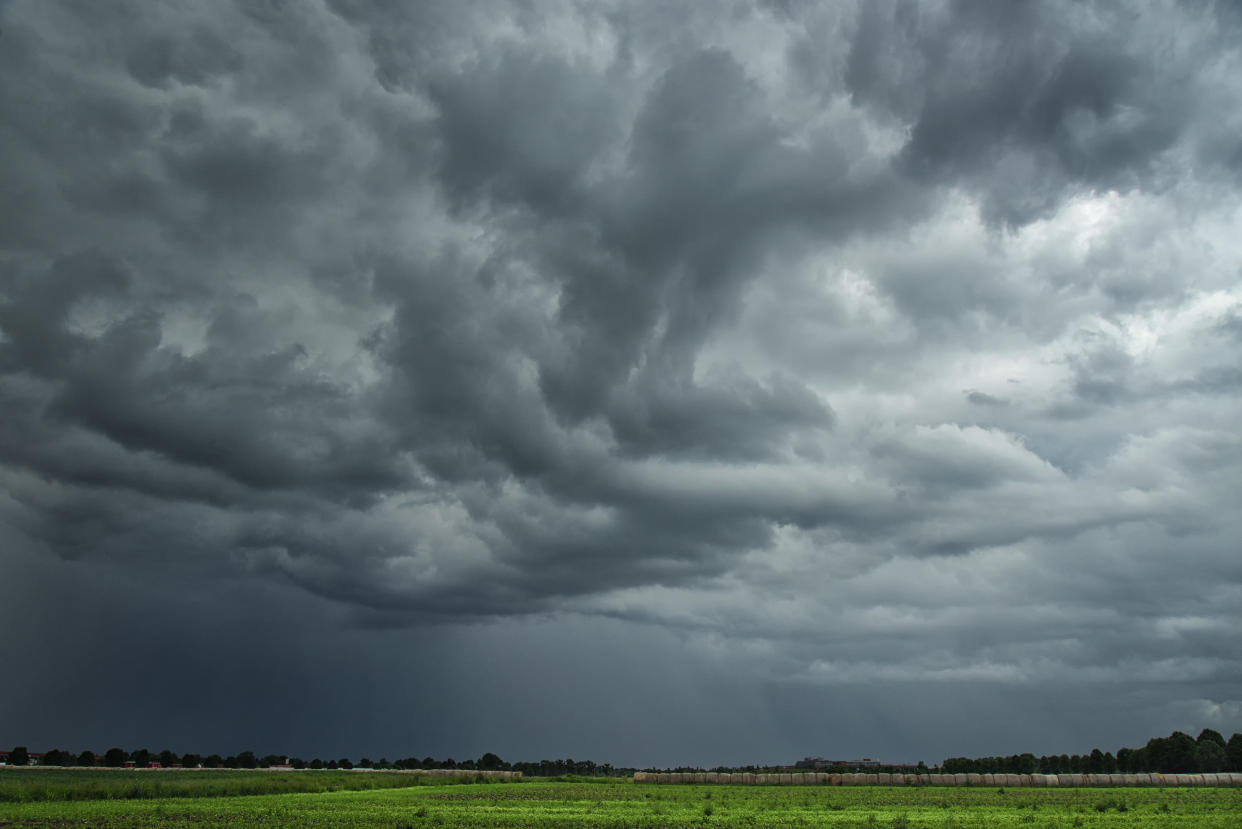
[794,757,912,770]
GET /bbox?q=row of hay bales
[633,771,1242,787]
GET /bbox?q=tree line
[942,729,1242,775]
[1,747,634,777]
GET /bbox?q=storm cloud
[2,0,1240,766]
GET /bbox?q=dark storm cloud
[843,0,1222,226]
[2,0,1241,764]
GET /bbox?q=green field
[0,772,1239,827]
[0,768,497,803]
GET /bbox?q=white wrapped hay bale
[966,773,982,786]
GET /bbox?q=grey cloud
[844,1,1213,226]
[965,390,1009,407]
[2,0,1240,765]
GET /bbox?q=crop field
[0,767,500,803]
[0,773,1239,827]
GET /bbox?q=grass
[0,772,1238,827]
[0,767,504,803]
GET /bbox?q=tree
[1197,728,1226,747]
[1195,740,1227,773]
[1146,736,1169,772]
[1165,732,1197,773]
[1227,734,1242,772]
[130,749,151,767]
[8,747,29,766]
[77,750,96,767]
[41,749,71,766]
[236,751,257,769]
[478,752,504,771]
[104,748,127,767]
[181,754,202,768]
[158,750,178,767]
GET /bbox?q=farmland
[0,771,1240,827]
[0,767,504,803]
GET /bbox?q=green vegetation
[0,773,1239,827]
[0,768,501,803]
[942,729,1242,775]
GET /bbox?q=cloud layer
[2,0,1240,764]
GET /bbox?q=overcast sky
[2,0,1241,768]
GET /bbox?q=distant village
[791,757,921,771]
[0,750,290,770]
